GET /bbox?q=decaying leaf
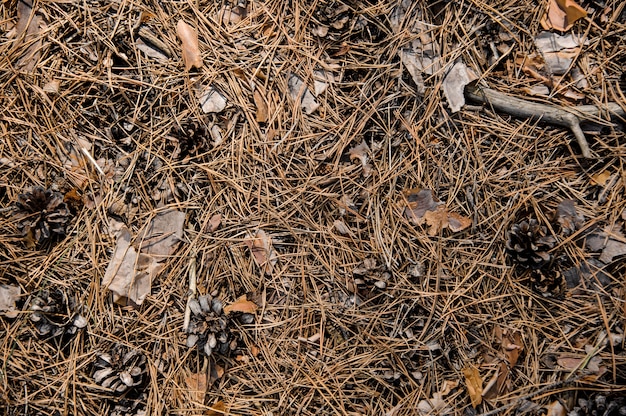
[103,210,185,306]
[253,89,268,123]
[540,0,587,32]
[443,61,477,113]
[206,213,222,233]
[535,31,586,75]
[245,229,278,274]
[417,380,458,415]
[591,169,612,186]
[288,73,319,114]
[198,86,227,114]
[223,295,258,315]
[14,0,43,72]
[313,70,333,96]
[136,38,169,62]
[176,20,202,70]
[206,400,226,416]
[463,366,483,408]
[0,284,21,318]
[586,225,626,264]
[403,189,471,235]
[554,199,584,236]
[185,371,207,402]
[333,219,352,236]
[546,401,567,416]
[348,141,372,176]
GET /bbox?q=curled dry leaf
[348,141,372,175]
[403,189,471,235]
[176,20,202,70]
[463,366,483,408]
[443,61,477,113]
[245,229,278,274]
[0,284,21,318]
[223,295,258,315]
[540,0,587,32]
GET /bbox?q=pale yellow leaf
[463,366,483,407]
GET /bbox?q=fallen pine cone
[14,186,72,245]
[186,294,239,357]
[29,288,87,340]
[93,344,147,394]
[505,219,556,270]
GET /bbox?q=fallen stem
[465,84,626,158]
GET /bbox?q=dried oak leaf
[540,0,587,32]
[585,225,626,264]
[223,295,258,315]
[185,371,207,403]
[176,20,202,70]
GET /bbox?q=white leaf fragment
[535,32,587,75]
[443,61,478,113]
[199,86,227,114]
[0,284,21,318]
[288,73,319,114]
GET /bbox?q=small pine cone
[29,288,87,339]
[93,344,147,394]
[14,187,72,244]
[568,395,626,416]
[352,258,390,294]
[530,269,564,297]
[505,219,556,269]
[186,295,238,357]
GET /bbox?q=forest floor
[1,0,626,415]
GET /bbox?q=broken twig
[465,84,626,158]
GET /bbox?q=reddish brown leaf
[206,401,226,415]
[253,89,268,123]
[184,371,207,402]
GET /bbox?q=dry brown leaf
[176,20,202,70]
[223,295,258,315]
[541,0,587,32]
[546,401,567,416]
[206,213,222,233]
[103,210,184,306]
[403,189,442,222]
[502,330,523,367]
[184,371,207,403]
[333,219,352,236]
[554,199,584,235]
[463,366,483,407]
[442,61,477,113]
[591,169,612,186]
[0,284,21,318]
[245,229,278,274]
[253,89,268,123]
[137,210,185,259]
[199,86,227,114]
[206,400,226,415]
[348,141,372,175]
[585,226,626,264]
[14,0,43,72]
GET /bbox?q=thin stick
[182,252,197,333]
[465,84,626,158]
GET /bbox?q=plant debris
[14,186,73,246]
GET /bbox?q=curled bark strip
[465,84,626,158]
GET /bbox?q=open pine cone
[29,288,87,340]
[93,344,147,393]
[505,219,556,269]
[568,394,626,416]
[14,186,72,245]
[186,294,240,357]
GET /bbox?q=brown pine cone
[14,186,72,245]
[505,219,556,269]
